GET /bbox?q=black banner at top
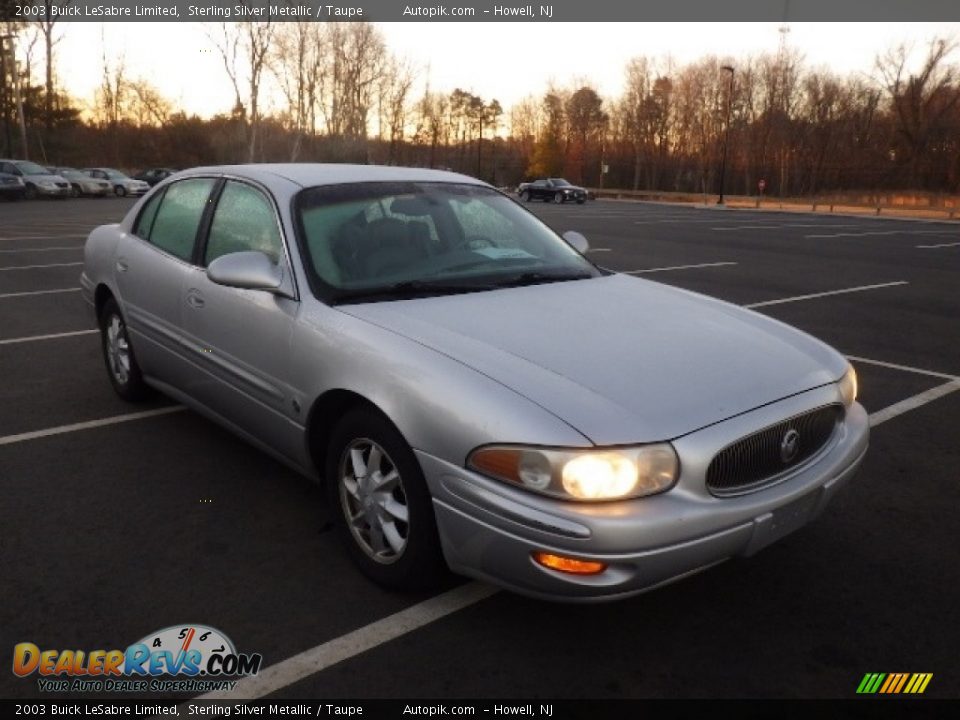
[2,0,960,23]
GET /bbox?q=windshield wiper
[332,279,500,304]
[494,271,594,288]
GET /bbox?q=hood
[339,274,846,444]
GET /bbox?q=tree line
[1,15,958,197]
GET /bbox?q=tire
[115,185,127,197]
[24,183,37,200]
[99,298,151,401]
[326,407,446,590]
[520,190,531,202]
[576,198,585,205]
[553,192,564,204]
[70,184,81,198]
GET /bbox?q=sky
[33,22,960,119]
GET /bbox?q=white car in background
[83,167,150,197]
[50,167,112,197]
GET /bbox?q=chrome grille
[706,405,843,495]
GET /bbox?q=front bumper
[419,385,869,601]
[36,184,71,198]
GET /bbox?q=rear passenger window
[147,178,215,261]
[134,189,164,239]
[205,181,283,265]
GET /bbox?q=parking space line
[0,234,88,242]
[869,381,960,428]
[743,281,908,308]
[805,230,955,239]
[625,261,737,274]
[0,329,97,346]
[199,581,500,700]
[586,248,611,252]
[916,241,960,249]
[0,262,83,271]
[711,223,861,231]
[0,407,185,447]
[0,287,80,299]
[0,246,83,254]
[847,355,960,382]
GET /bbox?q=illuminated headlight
[838,364,858,407]
[468,444,679,501]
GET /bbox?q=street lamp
[717,65,735,206]
[0,32,29,160]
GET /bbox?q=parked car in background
[49,167,112,197]
[518,178,588,204]
[81,163,867,601]
[134,168,177,187]
[0,159,70,199]
[0,170,26,201]
[83,167,150,197]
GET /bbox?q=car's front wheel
[114,185,127,197]
[23,183,37,200]
[553,191,564,204]
[70,184,81,198]
[326,408,446,590]
[520,190,531,202]
[99,298,151,401]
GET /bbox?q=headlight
[838,364,858,407]
[468,444,679,501]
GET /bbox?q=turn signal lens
[532,552,607,575]
[838,365,858,407]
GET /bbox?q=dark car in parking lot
[0,171,26,201]
[134,168,177,186]
[518,178,588,204]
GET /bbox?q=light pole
[0,32,29,160]
[717,65,735,206]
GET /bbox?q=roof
[179,163,487,189]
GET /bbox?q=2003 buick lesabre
[81,164,868,601]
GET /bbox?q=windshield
[295,182,600,303]
[59,169,83,180]
[549,178,572,187]
[104,169,128,180]
[14,161,50,176]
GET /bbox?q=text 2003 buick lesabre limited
[81,164,868,601]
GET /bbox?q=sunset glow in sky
[36,22,960,119]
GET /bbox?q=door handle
[186,291,205,309]
[116,258,129,273]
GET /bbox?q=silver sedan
[80,165,868,601]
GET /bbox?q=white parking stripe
[625,261,737,274]
[916,241,960,249]
[0,262,83,271]
[743,281,908,308]
[806,230,956,239]
[869,381,960,427]
[0,287,80,299]
[0,246,83,254]
[0,329,97,346]
[847,355,960,382]
[198,582,500,700]
[0,234,88,242]
[0,407,186,447]
[711,223,861,231]
[586,248,612,252]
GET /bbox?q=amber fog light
[533,552,607,575]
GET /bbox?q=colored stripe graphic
[857,672,932,694]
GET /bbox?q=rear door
[115,177,217,391]
[180,178,303,460]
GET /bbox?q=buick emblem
[780,428,800,464]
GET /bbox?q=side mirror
[562,231,589,254]
[207,251,282,291]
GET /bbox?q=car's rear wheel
[520,190,531,202]
[326,408,446,590]
[553,191,564,204]
[99,298,151,401]
[115,185,127,197]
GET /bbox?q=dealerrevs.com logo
[13,624,263,693]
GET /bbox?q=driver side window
[205,181,283,266]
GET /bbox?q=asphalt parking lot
[2,196,959,701]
